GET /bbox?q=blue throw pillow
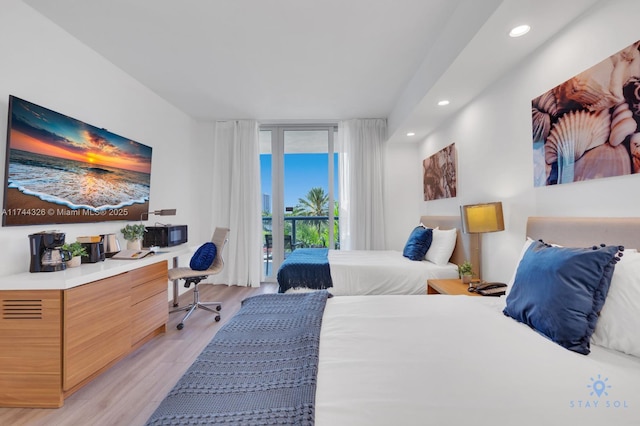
[190,242,217,271]
[402,226,433,261]
[503,240,622,355]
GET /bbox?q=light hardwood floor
[0,282,278,426]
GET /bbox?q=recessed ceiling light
[437,100,450,106]
[509,24,530,38]
[407,132,416,137]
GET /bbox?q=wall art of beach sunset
[2,96,152,226]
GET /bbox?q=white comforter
[316,295,640,425]
[328,250,458,295]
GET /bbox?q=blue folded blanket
[146,291,331,425]
[277,248,333,293]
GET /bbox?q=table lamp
[460,201,504,280]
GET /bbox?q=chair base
[170,282,221,330]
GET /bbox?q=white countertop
[0,246,190,291]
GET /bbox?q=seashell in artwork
[545,109,611,163]
[630,132,640,173]
[623,77,640,117]
[545,109,611,184]
[573,142,631,181]
[609,102,638,146]
[531,91,558,143]
[532,108,551,143]
[554,42,640,114]
[532,91,558,116]
[554,69,620,113]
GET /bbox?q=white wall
[383,142,423,250]
[0,1,204,277]
[385,0,640,283]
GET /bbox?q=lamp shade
[460,202,504,234]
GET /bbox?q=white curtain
[209,120,263,287]
[338,119,387,250]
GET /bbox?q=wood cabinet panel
[0,260,170,407]
[0,290,62,407]
[63,274,131,391]
[131,289,168,345]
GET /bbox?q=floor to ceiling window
[260,124,338,280]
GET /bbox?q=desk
[0,246,188,408]
[0,246,189,291]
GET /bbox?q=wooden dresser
[0,249,185,408]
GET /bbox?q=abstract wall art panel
[423,143,456,201]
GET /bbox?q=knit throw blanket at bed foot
[146,291,331,426]
[277,248,333,293]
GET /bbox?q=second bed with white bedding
[328,249,458,295]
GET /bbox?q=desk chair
[169,227,229,330]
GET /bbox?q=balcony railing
[262,215,339,276]
[262,215,339,249]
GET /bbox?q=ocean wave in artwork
[8,150,150,212]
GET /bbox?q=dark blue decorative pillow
[503,240,622,355]
[402,226,433,261]
[190,242,217,271]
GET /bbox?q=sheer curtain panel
[209,120,263,287]
[338,119,387,250]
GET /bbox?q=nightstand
[426,278,481,296]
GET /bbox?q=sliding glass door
[260,124,338,280]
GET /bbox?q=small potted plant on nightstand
[120,224,146,250]
[458,260,474,284]
[62,242,87,268]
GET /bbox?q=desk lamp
[141,209,177,223]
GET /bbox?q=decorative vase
[462,274,472,284]
[127,239,142,250]
[67,256,82,268]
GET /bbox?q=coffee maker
[81,239,105,263]
[29,231,70,272]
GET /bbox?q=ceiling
[23,0,601,144]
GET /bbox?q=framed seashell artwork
[423,143,456,201]
[532,39,640,186]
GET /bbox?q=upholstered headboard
[419,215,479,273]
[526,217,640,250]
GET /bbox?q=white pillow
[591,249,640,358]
[425,228,457,265]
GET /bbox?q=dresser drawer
[131,277,167,305]
[128,261,168,287]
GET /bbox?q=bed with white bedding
[316,295,640,426]
[328,249,458,295]
[148,217,640,425]
[277,215,474,294]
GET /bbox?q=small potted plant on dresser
[458,260,474,284]
[120,224,146,250]
[62,242,87,268]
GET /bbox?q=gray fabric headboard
[526,217,640,250]
[419,215,479,274]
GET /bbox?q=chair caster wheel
[216,305,222,311]
[177,323,184,330]
[215,316,221,322]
